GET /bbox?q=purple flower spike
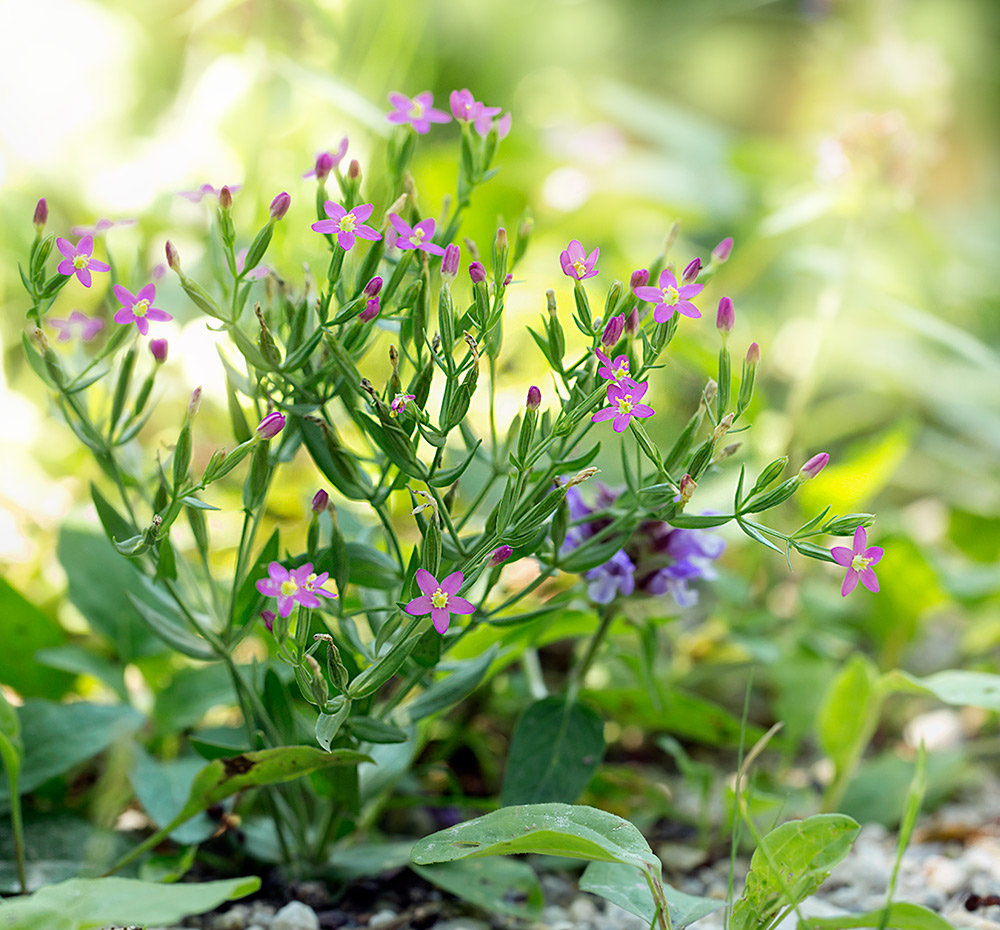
[591,378,655,432]
[831,526,882,597]
[49,310,105,343]
[634,268,703,323]
[256,561,337,618]
[256,411,285,439]
[386,91,452,134]
[404,569,476,634]
[559,239,599,281]
[585,549,636,604]
[112,283,172,335]
[303,138,349,180]
[388,213,445,255]
[56,236,111,288]
[390,393,415,417]
[594,348,631,383]
[311,202,382,251]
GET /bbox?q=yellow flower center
[73,254,90,270]
[304,573,318,590]
[338,214,357,232]
[850,554,872,573]
[133,299,150,318]
[412,227,425,244]
[573,260,588,277]
[410,101,425,118]
[280,579,298,597]
[618,395,634,414]
[614,361,629,379]
[661,285,679,304]
[431,588,449,609]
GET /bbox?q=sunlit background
[2,0,999,739]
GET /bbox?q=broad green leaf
[883,669,1000,711]
[327,840,415,881]
[35,646,127,700]
[189,727,250,761]
[802,903,953,930]
[344,542,401,590]
[0,577,71,698]
[817,654,879,779]
[0,875,259,930]
[129,746,218,845]
[731,815,860,930]
[346,716,410,744]
[411,857,543,920]
[153,663,235,733]
[403,645,499,723]
[500,697,605,806]
[580,861,722,929]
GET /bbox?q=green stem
[568,605,616,701]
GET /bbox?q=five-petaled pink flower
[256,561,338,618]
[560,239,599,280]
[831,527,882,597]
[388,213,445,255]
[594,348,631,383]
[591,378,654,432]
[390,393,415,417]
[49,310,105,342]
[303,138,349,180]
[449,88,496,125]
[311,202,382,251]
[386,91,451,134]
[56,236,111,288]
[113,284,173,336]
[177,183,242,203]
[404,569,476,634]
[634,268,704,322]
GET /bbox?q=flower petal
[431,608,450,634]
[440,571,464,595]
[256,578,280,596]
[312,219,338,233]
[830,546,853,567]
[114,285,135,307]
[591,407,617,423]
[353,224,382,241]
[630,380,649,401]
[632,404,654,417]
[405,595,433,615]
[676,301,701,319]
[113,308,135,325]
[323,200,346,221]
[448,596,476,614]
[678,283,703,299]
[865,546,884,565]
[56,238,76,259]
[566,239,584,262]
[652,303,674,323]
[76,267,92,288]
[853,525,867,554]
[859,568,879,592]
[350,203,374,223]
[388,92,411,110]
[297,591,321,609]
[78,235,95,257]
[658,268,677,289]
[388,213,411,236]
[415,568,439,596]
[633,286,662,301]
[841,570,859,597]
[135,316,149,335]
[612,412,631,432]
[57,259,75,276]
[137,283,156,302]
[87,260,110,272]
[586,246,599,269]
[338,230,356,250]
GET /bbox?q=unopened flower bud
[630,268,650,291]
[715,442,742,464]
[712,236,734,263]
[312,489,330,513]
[269,191,291,220]
[716,297,735,334]
[546,289,557,313]
[566,467,600,488]
[798,452,830,480]
[503,272,513,287]
[384,194,408,225]
[682,257,702,284]
[188,386,202,418]
[261,610,276,633]
[676,473,697,505]
[625,306,639,335]
[601,313,625,347]
[314,151,335,182]
[703,379,718,405]
[712,413,734,440]
[469,261,486,283]
[347,159,361,179]
[362,275,383,298]
[489,545,514,567]
[149,338,168,363]
[526,385,541,410]
[495,227,507,250]
[746,342,760,365]
[165,240,181,272]
[219,185,233,210]
[256,411,285,439]
[33,198,48,230]
[665,222,680,254]
[358,297,379,322]
[441,243,460,281]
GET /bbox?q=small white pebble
[272,900,320,930]
[369,909,398,928]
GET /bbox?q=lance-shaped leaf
[803,903,952,930]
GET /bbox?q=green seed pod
[716,347,731,420]
[421,517,442,576]
[172,423,192,493]
[110,346,137,430]
[243,439,271,511]
[743,476,801,514]
[748,457,788,497]
[256,306,282,368]
[242,220,274,274]
[822,513,875,536]
[551,495,569,552]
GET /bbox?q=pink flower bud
[675,473,697,505]
[712,237,733,263]
[219,185,233,210]
[526,385,541,410]
[149,338,169,363]
[314,151,335,181]
[502,272,513,287]
[489,545,514,567]
[188,386,202,417]
[746,342,760,365]
[261,609,276,632]
[601,313,625,347]
[469,261,487,283]
[495,227,507,250]
[358,297,379,322]
[165,240,181,272]
[799,452,830,480]
[269,192,291,220]
[33,198,48,229]
[311,489,330,513]
[256,411,285,439]
[716,297,735,334]
[441,244,460,281]
[363,275,383,297]
[682,257,702,284]
[630,268,649,291]
[347,159,361,180]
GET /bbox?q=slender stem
[568,605,616,701]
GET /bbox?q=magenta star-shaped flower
[311,201,382,251]
[55,236,111,288]
[112,284,173,336]
[634,268,704,323]
[831,527,883,597]
[404,569,476,634]
[303,138,349,179]
[594,348,631,383]
[256,561,338,618]
[388,213,445,255]
[386,91,451,134]
[48,310,105,342]
[177,183,242,203]
[449,88,496,125]
[560,239,599,280]
[591,378,654,432]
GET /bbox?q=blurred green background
[1,0,999,745]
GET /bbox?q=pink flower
[493,112,513,140]
[303,138,349,180]
[112,283,172,336]
[389,393,415,417]
[594,348,632,383]
[311,202,382,251]
[441,244,461,281]
[634,268,703,323]
[591,378,654,432]
[358,297,380,322]
[712,237,734,263]
[256,411,285,439]
[236,248,269,280]
[177,183,242,203]
[404,569,476,634]
[831,526,882,597]
[388,213,445,255]
[560,239,599,281]
[469,261,487,283]
[70,217,136,237]
[48,310,105,342]
[450,88,494,124]
[149,338,169,362]
[56,236,111,288]
[256,561,337,618]
[386,91,451,134]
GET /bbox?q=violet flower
[311,489,329,513]
[312,202,382,251]
[256,411,285,439]
[303,138,349,180]
[149,338,168,362]
[634,269,704,322]
[112,284,172,335]
[594,348,632,384]
[236,248,269,280]
[390,393,415,417]
[56,236,110,288]
[386,91,451,134]
[591,378,654,432]
[48,310,104,342]
[256,561,337,618]
[388,213,445,255]
[404,569,476,634]
[831,526,882,597]
[559,239,599,281]
[449,88,495,124]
